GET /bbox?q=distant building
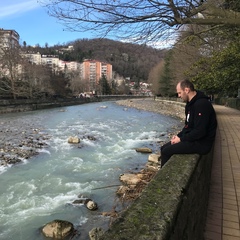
[58,45,74,54]
[58,60,80,72]
[0,28,20,49]
[41,55,59,71]
[23,52,42,65]
[0,29,21,78]
[81,59,112,91]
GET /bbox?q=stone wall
[100,150,213,240]
[0,98,95,114]
[0,95,148,114]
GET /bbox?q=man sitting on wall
[160,79,217,167]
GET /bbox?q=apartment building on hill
[0,28,20,49]
[58,60,81,72]
[23,52,42,65]
[81,59,112,91]
[41,55,60,70]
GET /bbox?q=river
[0,101,181,240]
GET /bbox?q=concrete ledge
[100,150,213,240]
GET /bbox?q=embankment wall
[100,152,213,240]
[0,95,148,114]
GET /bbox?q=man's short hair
[179,79,195,91]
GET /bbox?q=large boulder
[42,219,74,239]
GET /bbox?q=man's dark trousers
[160,141,210,167]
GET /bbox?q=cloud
[121,36,176,49]
[147,39,176,49]
[0,0,40,19]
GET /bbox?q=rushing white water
[0,101,181,240]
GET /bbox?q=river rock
[101,210,118,218]
[135,147,152,153]
[67,136,80,144]
[119,173,145,185]
[41,219,74,239]
[86,135,97,141]
[85,199,98,210]
[89,227,104,240]
[72,199,86,204]
[145,162,160,171]
[148,153,161,164]
[116,185,131,196]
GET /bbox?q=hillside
[73,39,166,81]
[36,38,166,82]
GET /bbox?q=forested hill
[40,38,167,82]
[73,39,166,81]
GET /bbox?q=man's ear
[185,87,190,93]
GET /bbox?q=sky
[0,0,175,49]
[0,0,92,47]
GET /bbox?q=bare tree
[20,61,53,98]
[0,47,23,99]
[148,61,164,95]
[68,71,85,95]
[117,80,130,95]
[41,0,240,44]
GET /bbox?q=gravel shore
[0,116,50,167]
[116,98,185,120]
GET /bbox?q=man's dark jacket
[177,91,217,153]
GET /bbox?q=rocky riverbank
[116,98,185,120]
[0,116,50,167]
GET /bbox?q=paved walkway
[204,105,240,240]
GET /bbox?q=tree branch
[40,0,240,43]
